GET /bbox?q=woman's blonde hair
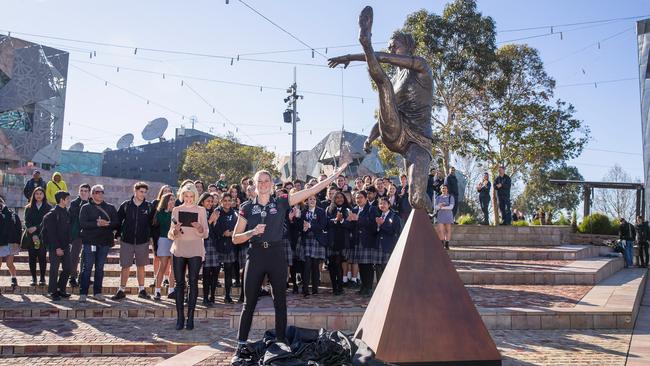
[178,183,199,205]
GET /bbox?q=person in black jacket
[23,187,51,286]
[23,170,47,201]
[477,173,491,225]
[78,184,120,302]
[300,195,328,297]
[349,190,381,297]
[0,196,22,289]
[214,193,238,303]
[68,183,90,287]
[494,167,512,225]
[113,182,155,301]
[286,195,304,294]
[620,218,636,268]
[376,197,401,282]
[326,192,353,296]
[43,191,72,301]
[444,167,459,222]
[635,216,649,268]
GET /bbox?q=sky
[2,0,649,181]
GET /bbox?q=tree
[594,165,638,221]
[401,0,497,173]
[473,44,589,223]
[178,133,279,186]
[514,164,583,223]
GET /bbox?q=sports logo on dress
[269,208,278,215]
[251,206,262,215]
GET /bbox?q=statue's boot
[358,6,374,47]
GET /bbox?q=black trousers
[479,196,490,224]
[498,195,511,225]
[451,193,459,219]
[639,241,649,266]
[238,244,287,342]
[48,245,71,294]
[359,263,375,291]
[28,246,47,281]
[302,256,321,294]
[328,251,344,293]
[222,262,234,298]
[173,256,202,320]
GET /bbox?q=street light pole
[291,67,297,181]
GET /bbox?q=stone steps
[450,225,572,246]
[448,245,599,260]
[230,268,647,331]
[0,356,168,365]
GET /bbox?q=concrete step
[448,245,599,260]
[0,356,168,365]
[450,225,573,246]
[231,268,647,331]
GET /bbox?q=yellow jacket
[46,172,68,204]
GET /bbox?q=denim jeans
[79,244,110,295]
[623,240,634,268]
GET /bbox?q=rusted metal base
[355,209,502,365]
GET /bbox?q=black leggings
[173,256,202,318]
[202,266,218,300]
[29,246,47,282]
[302,256,321,294]
[222,262,234,297]
[328,252,344,292]
[359,263,375,291]
[238,245,287,342]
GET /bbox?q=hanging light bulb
[134,48,138,55]
[230,58,234,65]
[117,67,120,72]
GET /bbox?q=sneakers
[138,290,151,300]
[154,292,162,302]
[38,279,46,286]
[78,295,87,303]
[10,277,17,289]
[224,296,234,304]
[111,290,126,301]
[59,291,72,298]
[50,292,61,302]
[167,290,176,299]
[93,293,106,302]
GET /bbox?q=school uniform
[214,207,237,301]
[377,210,402,265]
[351,204,381,295]
[326,205,353,295]
[301,206,328,295]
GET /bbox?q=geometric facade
[58,150,103,176]
[0,35,68,169]
[639,19,650,216]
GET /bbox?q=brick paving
[195,329,633,366]
[0,356,168,365]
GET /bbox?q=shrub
[611,218,621,235]
[512,220,529,227]
[457,214,477,225]
[555,213,570,226]
[578,213,617,235]
[531,218,541,226]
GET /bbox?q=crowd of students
[0,171,419,329]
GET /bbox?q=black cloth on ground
[231,326,391,366]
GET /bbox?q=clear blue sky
[3,0,649,181]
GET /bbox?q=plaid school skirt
[216,246,236,264]
[380,250,392,265]
[352,243,384,265]
[301,233,327,260]
[237,245,249,266]
[203,239,220,268]
[283,238,294,263]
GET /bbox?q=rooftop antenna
[142,117,168,143]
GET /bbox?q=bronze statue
[328,6,434,211]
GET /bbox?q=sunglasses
[93,191,105,194]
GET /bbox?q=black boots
[175,288,185,330]
[186,306,195,330]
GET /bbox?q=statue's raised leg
[405,143,432,211]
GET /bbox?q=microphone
[260,211,267,224]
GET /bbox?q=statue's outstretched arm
[328,53,428,73]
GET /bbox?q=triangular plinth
[354,209,502,365]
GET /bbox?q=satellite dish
[142,117,168,141]
[116,133,134,149]
[103,148,112,153]
[68,142,84,151]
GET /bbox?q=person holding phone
[231,164,347,360]
[169,183,209,330]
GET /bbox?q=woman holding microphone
[232,164,347,359]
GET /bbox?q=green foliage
[178,134,279,186]
[555,213,570,226]
[512,220,529,227]
[515,164,583,220]
[371,140,400,177]
[571,210,578,232]
[457,214,477,225]
[531,218,541,226]
[458,199,480,218]
[578,213,617,235]
[473,44,589,178]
